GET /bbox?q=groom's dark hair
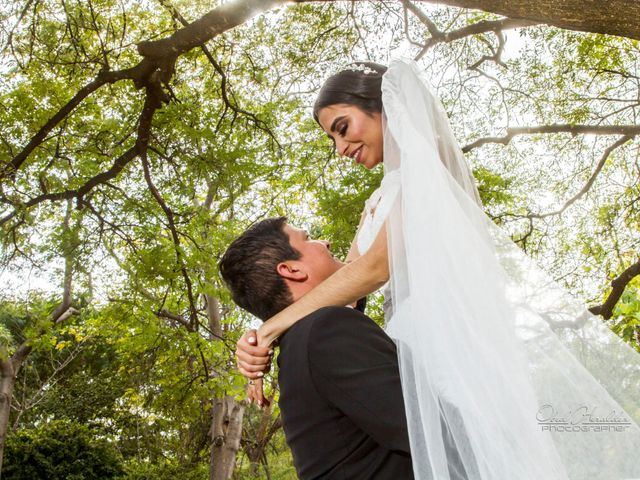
[219,217,301,320]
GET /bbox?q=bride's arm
[238,220,387,407]
[344,207,367,264]
[256,223,389,348]
[235,208,374,384]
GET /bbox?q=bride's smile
[316,103,384,170]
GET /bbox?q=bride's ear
[276,262,308,282]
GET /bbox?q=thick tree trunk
[205,286,244,479]
[209,395,245,480]
[0,375,12,474]
[0,355,21,473]
[300,0,640,40]
[205,294,223,339]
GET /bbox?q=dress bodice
[356,170,401,255]
[356,170,401,316]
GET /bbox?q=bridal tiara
[334,63,380,76]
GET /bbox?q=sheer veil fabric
[376,59,640,479]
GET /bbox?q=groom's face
[281,224,344,287]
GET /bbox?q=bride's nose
[335,138,349,157]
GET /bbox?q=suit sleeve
[307,307,411,454]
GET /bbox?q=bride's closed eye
[338,123,348,136]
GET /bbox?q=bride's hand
[236,329,273,407]
[246,378,269,408]
[236,329,273,379]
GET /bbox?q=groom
[219,217,415,479]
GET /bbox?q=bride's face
[317,104,383,169]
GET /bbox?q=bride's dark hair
[313,62,387,122]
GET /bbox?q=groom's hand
[236,329,272,379]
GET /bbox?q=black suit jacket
[277,306,415,479]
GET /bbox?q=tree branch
[51,199,74,320]
[5,0,640,192]
[1,68,134,181]
[53,307,80,325]
[462,124,640,152]
[298,0,640,41]
[402,0,441,38]
[159,1,280,146]
[205,294,223,339]
[0,147,138,227]
[3,0,283,186]
[0,83,162,227]
[142,155,199,331]
[137,0,286,58]
[425,0,640,41]
[540,309,591,331]
[13,340,85,428]
[590,259,640,320]
[527,135,632,219]
[10,306,79,374]
[156,308,191,328]
[468,28,507,69]
[402,1,538,60]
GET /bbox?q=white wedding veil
[382,59,640,479]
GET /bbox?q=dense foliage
[1,0,638,477]
[3,420,124,479]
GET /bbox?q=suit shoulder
[278,307,363,343]
[308,307,390,354]
[281,307,386,356]
[308,305,372,328]
[306,306,385,341]
[306,307,398,386]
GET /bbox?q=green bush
[3,420,124,479]
[123,460,208,480]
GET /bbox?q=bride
[234,59,640,479]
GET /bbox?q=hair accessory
[335,63,380,76]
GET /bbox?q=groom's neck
[286,282,314,304]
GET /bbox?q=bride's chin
[364,158,382,169]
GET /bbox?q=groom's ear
[276,261,308,282]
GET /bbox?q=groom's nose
[320,240,331,250]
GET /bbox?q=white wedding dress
[355,59,640,480]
